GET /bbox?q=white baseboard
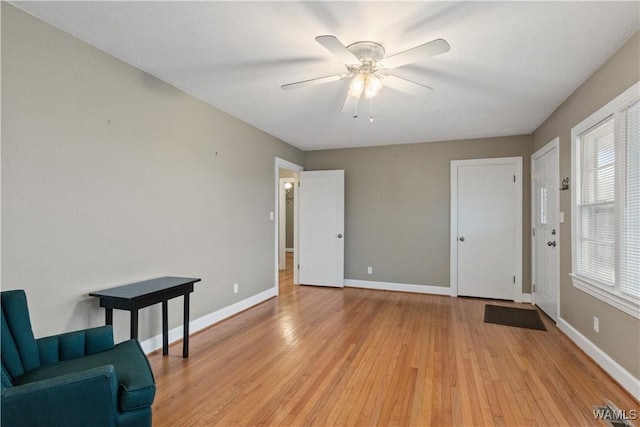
[139,287,277,354]
[344,279,451,296]
[557,317,640,400]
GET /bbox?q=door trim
[275,158,303,296]
[531,137,560,320]
[450,157,523,300]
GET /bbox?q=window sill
[570,274,640,320]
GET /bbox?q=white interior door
[298,170,344,287]
[532,139,559,321]
[452,158,522,300]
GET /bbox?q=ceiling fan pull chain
[353,98,358,119]
[370,98,374,123]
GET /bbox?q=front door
[298,170,345,287]
[452,158,522,300]
[532,139,559,321]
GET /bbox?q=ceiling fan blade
[381,39,450,70]
[382,74,433,96]
[316,35,360,65]
[341,95,357,114]
[281,74,347,91]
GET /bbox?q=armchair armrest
[1,365,118,427]
[37,325,114,365]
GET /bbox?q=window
[571,82,640,319]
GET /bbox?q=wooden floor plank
[149,254,638,426]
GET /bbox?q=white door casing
[298,170,345,287]
[451,157,523,300]
[531,138,560,321]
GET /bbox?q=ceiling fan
[281,35,450,120]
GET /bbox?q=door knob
[459,237,465,242]
[547,241,556,247]
[337,234,343,238]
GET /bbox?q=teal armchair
[1,290,156,427]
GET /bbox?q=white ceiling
[12,1,640,151]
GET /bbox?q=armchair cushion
[15,339,155,411]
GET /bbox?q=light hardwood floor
[149,254,638,426]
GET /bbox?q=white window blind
[578,117,615,286]
[619,100,640,301]
[571,82,640,319]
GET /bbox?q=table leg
[162,300,169,355]
[130,310,139,340]
[183,292,190,358]
[105,308,113,325]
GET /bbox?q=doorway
[278,176,295,271]
[450,157,523,300]
[275,158,303,296]
[531,138,560,321]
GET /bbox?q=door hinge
[513,276,516,283]
[532,228,536,237]
[533,283,536,292]
[298,181,300,187]
[297,264,300,270]
[513,175,516,182]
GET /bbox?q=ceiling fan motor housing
[346,41,385,66]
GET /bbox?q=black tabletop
[89,276,201,300]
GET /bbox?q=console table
[90,276,201,358]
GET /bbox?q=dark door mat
[484,304,547,331]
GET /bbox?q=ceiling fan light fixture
[349,72,383,100]
[348,73,365,98]
[364,74,382,99]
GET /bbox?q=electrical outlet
[593,316,599,333]
[367,266,373,275]
[234,283,238,294]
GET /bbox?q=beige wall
[533,31,640,378]
[305,135,533,291]
[1,4,304,343]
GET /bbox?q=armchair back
[1,290,41,381]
